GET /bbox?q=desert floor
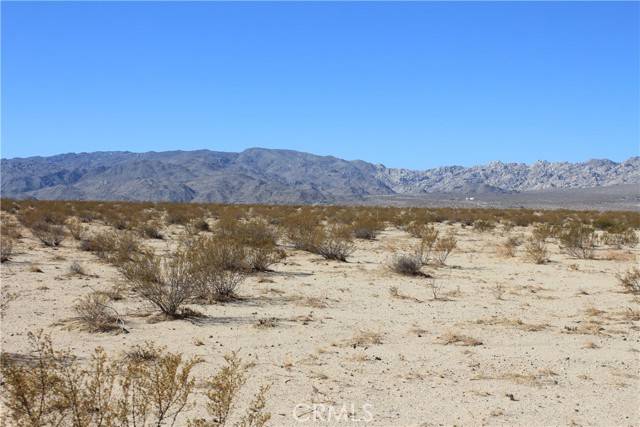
[1,223,639,426]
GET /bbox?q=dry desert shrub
[472,219,496,232]
[1,237,14,263]
[68,261,87,275]
[186,217,211,234]
[81,230,143,265]
[532,223,558,241]
[139,220,164,239]
[188,236,246,302]
[188,351,271,427]
[0,216,22,239]
[315,225,355,262]
[416,224,439,264]
[214,218,284,271]
[600,229,639,248]
[65,217,86,240]
[31,222,65,247]
[351,213,384,240]
[1,333,239,427]
[496,236,520,258]
[431,232,457,266]
[559,222,597,259]
[121,248,198,317]
[238,219,285,271]
[524,235,548,264]
[283,213,324,252]
[389,252,423,276]
[73,292,123,333]
[617,267,640,295]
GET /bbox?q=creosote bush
[389,253,423,276]
[431,232,457,266]
[524,235,548,264]
[121,248,197,317]
[1,237,13,262]
[316,225,355,262]
[65,217,86,240]
[351,214,384,240]
[32,222,65,247]
[496,236,520,258]
[73,292,122,332]
[81,230,143,265]
[416,224,439,264]
[188,236,247,302]
[1,332,270,427]
[617,267,640,295]
[559,222,597,259]
[283,213,324,253]
[472,219,495,232]
[600,230,639,248]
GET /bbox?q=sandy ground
[1,222,639,426]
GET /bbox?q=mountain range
[1,148,638,204]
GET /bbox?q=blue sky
[1,1,638,169]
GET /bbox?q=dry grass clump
[559,222,597,259]
[1,333,270,426]
[348,330,383,348]
[389,252,423,276]
[438,331,483,346]
[524,235,548,264]
[73,292,123,332]
[255,317,279,328]
[1,237,14,263]
[617,267,640,295]
[472,317,548,332]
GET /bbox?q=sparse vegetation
[524,235,548,264]
[389,252,423,276]
[315,225,355,261]
[559,222,597,259]
[1,237,14,262]
[431,231,457,266]
[617,267,640,294]
[73,292,123,332]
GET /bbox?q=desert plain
[1,203,639,427]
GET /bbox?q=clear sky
[1,1,638,169]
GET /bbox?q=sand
[1,222,639,426]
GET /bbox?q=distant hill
[1,148,638,204]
